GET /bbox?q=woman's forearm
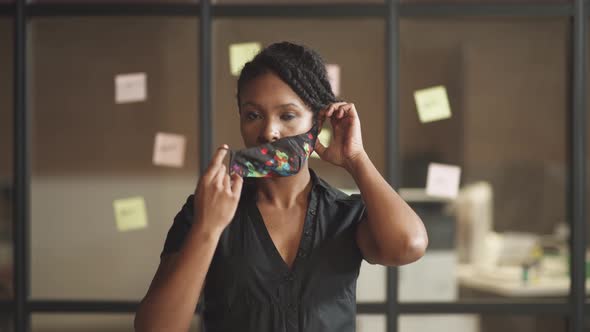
[346,152,428,265]
[134,222,222,332]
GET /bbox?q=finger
[336,107,345,119]
[206,144,229,177]
[317,115,325,131]
[328,102,347,117]
[314,139,327,158]
[326,102,348,118]
[223,173,231,193]
[215,165,226,187]
[346,103,359,119]
[230,174,244,197]
[337,104,353,119]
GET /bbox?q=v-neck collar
[245,170,320,275]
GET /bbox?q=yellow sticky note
[113,196,148,232]
[311,126,333,159]
[413,85,452,123]
[229,42,262,76]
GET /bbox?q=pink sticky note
[115,72,147,104]
[326,64,341,97]
[426,163,462,199]
[153,132,186,168]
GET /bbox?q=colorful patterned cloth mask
[229,125,319,178]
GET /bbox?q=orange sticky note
[115,72,147,104]
[153,132,187,168]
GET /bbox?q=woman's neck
[255,165,312,209]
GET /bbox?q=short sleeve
[160,194,195,258]
[345,193,367,225]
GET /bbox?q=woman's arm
[134,224,222,331]
[315,102,428,267]
[135,146,243,331]
[346,152,428,267]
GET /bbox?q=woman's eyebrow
[276,103,302,110]
[240,101,260,109]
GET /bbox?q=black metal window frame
[4,0,587,331]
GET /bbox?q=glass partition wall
[4,1,588,332]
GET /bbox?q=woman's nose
[258,121,280,144]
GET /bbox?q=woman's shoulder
[311,170,362,203]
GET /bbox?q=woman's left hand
[314,102,367,171]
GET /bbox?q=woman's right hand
[193,144,243,234]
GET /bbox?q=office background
[0,0,589,331]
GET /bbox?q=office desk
[457,264,590,297]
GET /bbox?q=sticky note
[413,85,452,123]
[326,64,341,96]
[426,163,461,199]
[153,132,187,168]
[229,42,262,76]
[115,73,147,104]
[311,126,333,159]
[113,196,148,232]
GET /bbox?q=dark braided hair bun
[237,41,339,116]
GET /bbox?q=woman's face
[238,72,315,148]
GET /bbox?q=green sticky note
[229,42,262,76]
[413,85,452,123]
[113,196,148,232]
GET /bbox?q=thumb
[314,139,327,158]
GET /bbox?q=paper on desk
[153,132,187,168]
[413,85,452,123]
[426,163,461,199]
[311,126,332,159]
[113,196,148,232]
[115,72,147,104]
[326,64,341,97]
[229,42,262,76]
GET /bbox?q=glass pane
[32,314,201,332]
[0,18,13,301]
[32,0,197,4]
[400,315,566,332]
[213,18,386,303]
[400,18,569,302]
[30,17,199,300]
[357,314,386,332]
[357,261,387,303]
[399,0,569,4]
[215,0,382,4]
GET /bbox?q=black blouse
[161,168,367,332]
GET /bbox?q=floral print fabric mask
[229,125,318,178]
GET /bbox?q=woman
[135,41,428,332]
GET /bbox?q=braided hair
[237,41,339,118]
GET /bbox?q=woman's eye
[281,113,295,121]
[246,112,259,120]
